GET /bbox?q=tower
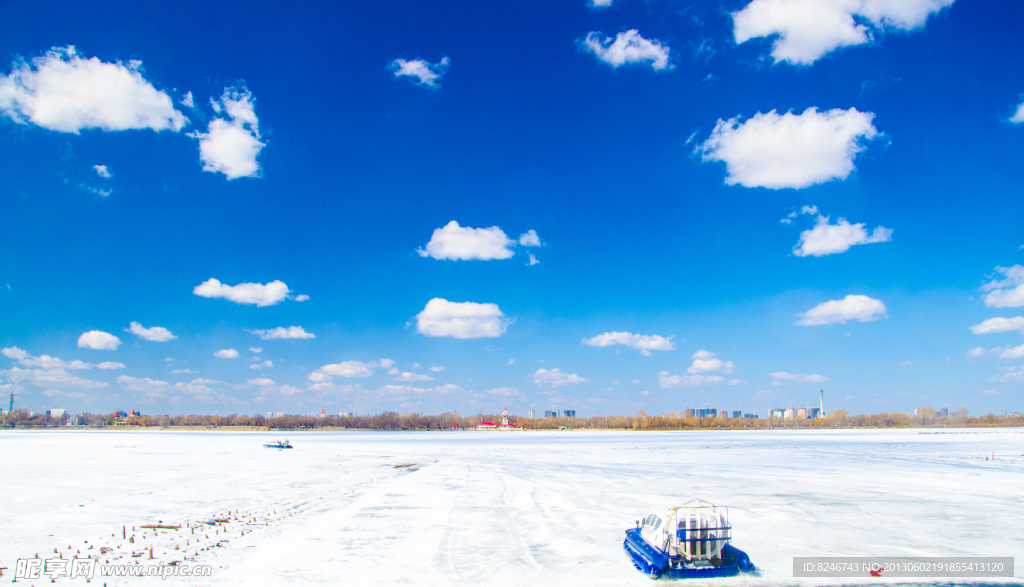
[820,389,824,417]
[501,406,509,426]
[8,390,12,414]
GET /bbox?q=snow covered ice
[1,429,1021,585]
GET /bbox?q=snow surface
[1,429,1022,586]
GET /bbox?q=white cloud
[793,213,892,256]
[508,358,516,365]
[415,298,511,339]
[174,379,214,395]
[309,359,388,382]
[727,379,747,385]
[250,347,262,353]
[294,294,310,302]
[699,108,879,189]
[77,330,121,350]
[581,331,675,353]
[430,366,445,372]
[1011,99,1024,124]
[214,349,239,359]
[796,294,887,325]
[992,344,1024,360]
[388,57,450,88]
[732,0,956,65]
[418,221,517,260]
[0,46,188,133]
[486,387,521,396]
[393,371,434,382]
[582,30,671,70]
[534,368,588,388]
[527,253,539,266]
[93,165,111,178]
[1,346,112,370]
[190,86,264,180]
[193,278,290,307]
[127,321,176,342]
[966,347,987,359]
[170,368,197,374]
[992,365,1024,383]
[687,350,735,374]
[116,375,170,393]
[981,266,1024,308]
[248,326,315,340]
[658,370,724,388]
[4,366,107,389]
[247,378,275,386]
[518,230,541,247]
[970,316,1024,335]
[769,371,830,386]
[181,91,194,108]
[590,0,614,6]
[249,360,274,370]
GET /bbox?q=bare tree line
[2,407,1021,430]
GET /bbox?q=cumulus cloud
[190,86,264,179]
[796,294,887,325]
[793,212,892,256]
[1011,99,1024,125]
[991,364,1024,383]
[170,368,197,374]
[0,46,188,133]
[430,366,445,372]
[518,230,541,247]
[486,387,522,396]
[249,360,274,370]
[582,30,671,70]
[699,108,879,189]
[994,344,1024,359]
[415,298,511,339]
[590,0,614,7]
[658,370,724,388]
[193,278,290,307]
[581,331,675,353]
[970,316,1024,335]
[980,266,1024,308]
[248,326,315,340]
[247,377,275,386]
[214,349,239,359]
[1,346,124,370]
[309,359,393,382]
[77,330,121,350]
[534,368,588,388]
[127,321,176,342]
[93,165,112,178]
[732,0,956,65]
[388,57,450,88]
[392,371,434,382]
[769,371,830,386]
[687,350,735,374]
[294,294,310,302]
[527,253,539,266]
[116,375,170,393]
[4,366,107,389]
[966,347,987,359]
[417,221,517,260]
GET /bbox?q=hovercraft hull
[623,529,754,580]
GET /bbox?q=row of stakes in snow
[5,507,303,580]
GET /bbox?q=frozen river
[1,428,1021,586]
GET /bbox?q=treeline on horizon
[2,407,1022,430]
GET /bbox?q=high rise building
[563,410,576,418]
[527,410,535,419]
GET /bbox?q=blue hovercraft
[263,439,293,449]
[624,499,755,580]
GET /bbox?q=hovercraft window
[654,517,663,530]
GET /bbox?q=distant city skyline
[1,0,1023,417]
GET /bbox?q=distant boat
[263,439,292,449]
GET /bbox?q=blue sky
[2,0,1023,417]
